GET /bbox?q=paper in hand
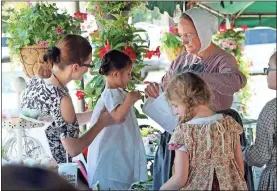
[142,92,179,134]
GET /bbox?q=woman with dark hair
[21,35,120,164]
[144,7,252,190]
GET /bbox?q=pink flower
[43,41,48,48]
[230,44,237,50]
[91,13,95,17]
[148,134,158,142]
[81,25,85,31]
[56,28,63,35]
[222,41,229,49]
[142,137,149,145]
[241,25,248,31]
[169,25,178,35]
[26,0,32,6]
[94,5,99,11]
[37,40,43,46]
[87,25,91,29]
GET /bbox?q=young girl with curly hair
[160,72,248,190]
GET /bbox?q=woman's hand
[144,82,160,98]
[97,107,124,127]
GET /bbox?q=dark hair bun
[43,46,61,63]
[99,50,132,76]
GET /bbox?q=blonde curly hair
[165,72,211,123]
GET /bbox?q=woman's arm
[160,150,189,190]
[76,111,93,126]
[244,102,274,167]
[234,142,245,176]
[199,54,247,96]
[59,96,119,157]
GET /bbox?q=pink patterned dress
[168,115,248,190]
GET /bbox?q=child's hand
[126,91,141,104]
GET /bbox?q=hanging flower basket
[164,46,185,61]
[19,45,48,78]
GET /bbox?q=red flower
[76,90,85,100]
[219,23,226,32]
[99,42,111,58]
[122,46,136,61]
[242,106,245,111]
[169,25,178,35]
[85,103,88,111]
[154,46,161,57]
[144,50,153,59]
[73,11,87,22]
[56,28,63,35]
[144,46,161,59]
[241,25,248,31]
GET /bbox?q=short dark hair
[2,165,77,190]
[99,50,132,75]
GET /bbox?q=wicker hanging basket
[19,45,48,78]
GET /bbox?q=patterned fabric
[169,116,248,190]
[161,47,247,111]
[21,76,79,163]
[245,98,276,190]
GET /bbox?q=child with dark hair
[160,72,247,190]
[87,50,148,189]
[2,165,77,190]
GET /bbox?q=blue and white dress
[87,88,148,190]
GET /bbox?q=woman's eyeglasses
[180,33,197,42]
[79,61,94,68]
[263,67,277,75]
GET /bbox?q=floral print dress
[21,76,79,164]
[168,115,248,190]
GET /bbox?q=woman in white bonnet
[145,7,251,190]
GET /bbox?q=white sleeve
[104,89,124,113]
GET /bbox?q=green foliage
[82,14,150,110]
[87,1,146,16]
[160,32,182,49]
[7,2,82,55]
[213,29,252,116]
[132,6,161,23]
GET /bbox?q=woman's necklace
[52,73,69,93]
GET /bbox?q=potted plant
[76,14,160,111]
[7,2,82,77]
[160,25,185,61]
[140,126,161,155]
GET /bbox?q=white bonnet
[183,7,218,53]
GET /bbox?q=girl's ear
[111,70,119,78]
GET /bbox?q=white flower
[148,134,158,142]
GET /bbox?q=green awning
[146,1,277,28]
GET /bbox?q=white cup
[58,163,78,186]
